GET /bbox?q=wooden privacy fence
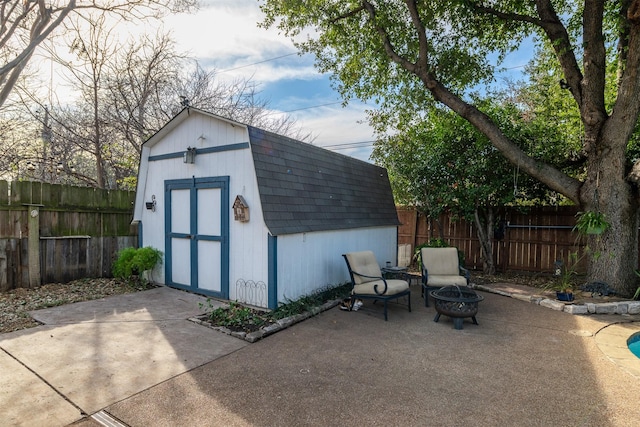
[397,206,587,274]
[0,180,137,291]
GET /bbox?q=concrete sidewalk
[0,287,247,426]
[2,284,640,426]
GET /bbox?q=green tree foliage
[372,101,549,273]
[261,1,640,295]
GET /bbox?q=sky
[157,1,534,163]
[36,0,532,163]
[161,0,378,161]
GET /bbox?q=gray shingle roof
[248,126,399,235]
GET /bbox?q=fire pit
[430,286,484,330]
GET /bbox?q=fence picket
[397,206,595,274]
[0,180,137,290]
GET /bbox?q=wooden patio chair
[420,247,469,307]
[342,251,411,321]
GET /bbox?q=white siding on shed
[134,108,400,310]
[137,113,272,302]
[275,226,397,302]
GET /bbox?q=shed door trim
[164,176,230,298]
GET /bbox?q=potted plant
[574,211,610,235]
[548,273,575,301]
[546,252,583,301]
[555,288,575,302]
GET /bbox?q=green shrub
[112,247,137,278]
[633,270,640,300]
[204,302,268,329]
[113,246,163,282]
[271,282,351,319]
[199,282,352,332]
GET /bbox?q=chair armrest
[459,266,470,284]
[351,270,389,295]
[351,271,384,281]
[423,265,469,285]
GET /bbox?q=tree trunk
[474,206,496,275]
[93,74,106,189]
[579,134,639,296]
[421,191,445,240]
[431,216,445,241]
[424,72,638,295]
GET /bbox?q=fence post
[25,204,42,288]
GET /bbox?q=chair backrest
[421,247,460,275]
[343,251,382,285]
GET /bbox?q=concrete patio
[1,284,639,426]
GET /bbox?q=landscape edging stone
[469,283,639,317]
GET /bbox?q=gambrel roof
[248,126,399,235]
[135,107,399,235]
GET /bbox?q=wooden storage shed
[133,107,400,309]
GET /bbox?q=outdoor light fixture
[145,195,157,212]
[183,146,197,164]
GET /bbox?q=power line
[218,52,300,73]
[261,100,344,116]
[215,53,373,140]
[324,140,376,148]
[215,52,354,117]
[323,140,376,150]
[283,101,342,113]
[500,63,527,70]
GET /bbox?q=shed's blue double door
[164,177,229,298]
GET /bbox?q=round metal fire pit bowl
[429,286,484,330]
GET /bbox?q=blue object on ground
[628,333,640,358]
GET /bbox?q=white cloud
[164,1,294,66]
[291,103,376,161]
[216,63,321,84]
[298,105,373,143]
[162,2,328,88]
[160,0,379,162]
[30,0,380,163]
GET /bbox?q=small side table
[381,266,409,281]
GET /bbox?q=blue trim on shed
[137,222,143,248]
[197,142,249,155]
[148,142,249,162]
[164,176,230,299]
[267,234,278,309]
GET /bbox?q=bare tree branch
[0,0,196,110]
